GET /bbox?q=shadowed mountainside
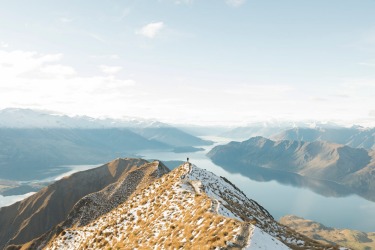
[29,163,331,249]
[0,128,168,180]
[0,108,212,181]
[0,158,169,249]
[208,136,375,201]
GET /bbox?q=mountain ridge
[16,162,334,249]
[0,158,168,249]
[0,159,337,249]
[207,136,375,201]
[0,109,211,181]
[273,127,375,150]
[0,108,164,129]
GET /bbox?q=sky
[0,0,375,126]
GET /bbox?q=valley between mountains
[0,158,342,250]
[0,110,374,249]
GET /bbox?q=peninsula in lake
[208,136,375,202]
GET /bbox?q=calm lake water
[0,164,100,208]
[142,136,375,233]
[1,136,374,232]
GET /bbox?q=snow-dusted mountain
[0,108,211,180]
[273,127,375,150]
[219,121,342,141]
[0,108,212,147]
[208,136,375,202]
[3,159,336,249]
[0,108,164,128]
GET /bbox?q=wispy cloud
[87,33,107,43]
[0,42,9,48]
[225,0,246,7]
[118,8,131,21]
[173,0,194,4]
[0,49,135,116]
[165,0,245,6]
[159,0,194,4]
[333,94,350,99]
[310,97,328,102]
[136,22,164,38]
[99,65,123,75]
[358,62,375,67]
[38,64,76,78]
[59,17,74,23]
[91,54,120,60]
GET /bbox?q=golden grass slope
[14,159,169,250]
[46,163,335,249]
[46,163,249,249]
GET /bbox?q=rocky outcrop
[280,215,375,250]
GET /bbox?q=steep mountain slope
[273,127,375,150]
[37,163,331,249]
[0,158,168,249]
[280,215,375,250]
[207,136,375,200]
[131,127,213,147]
[0,128,168,180]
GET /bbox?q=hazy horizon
[1,0,374,126]
[0,106,372,128]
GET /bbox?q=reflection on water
[1,136,374,232]
[212,161,362,200]
[140,136,375,232]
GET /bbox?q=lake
[141,136,375,233]
[1,136,374,232]
[0,164,100,208]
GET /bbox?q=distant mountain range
[219,121,341,141]
[273,127,375,150]
[0,108,164,128]
[0,108,211,180]
[0,128,167,180]
[208,136,375,201]
[1,159,331,250]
